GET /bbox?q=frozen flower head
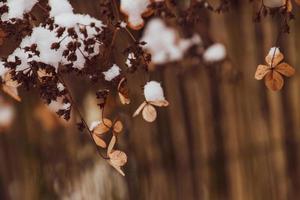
[144,81,165,102]
[134,81,169,122]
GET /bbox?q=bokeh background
[1,0,300,199]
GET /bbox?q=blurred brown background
[1,0,300,200]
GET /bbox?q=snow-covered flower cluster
[141,18,201,64]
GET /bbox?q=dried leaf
[4,72,19,88]
[265,51,284,67]
[113,120,123,133]
[92,118,112,135]
[264,70,284,91]
[92,134,107,148]
[275,62,295,77]
[133,101,147,117]
[107,135,116,155]
[255,65,271,80]
[142,104,157,122]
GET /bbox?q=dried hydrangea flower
[133,81,169,122]
[90,118,123,148]
[255,47,295,91]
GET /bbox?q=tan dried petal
[264,70,284,91]
[92,134,107,148]
[149,100,169,107]
[255,65,271,80]
[107,135,116,155]
[142,104,157,122]
[108,161,126,176]
[109,150,127,167]
[92,118,112,135]
[113,121,123,133]
[133,101,147,117]
[275,62,295,77]
[265,51,284,67]
[2,85,21,102]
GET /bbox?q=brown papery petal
[254,65,271,80]
[264,71,284,91]
[93,118,112,135]
[133,101,147,117]
[109,150,127,167]
[92,134,107,148]
[265,52,284,67]
[275,62,295,77]
[2,85,21,102]
[142,104,157,122]
[149,100,169,107]
[113,121,123,133]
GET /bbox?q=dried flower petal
[275,62,295,77]
[92,118,112,135]
[109,150,127,167]
[265,70,284,91]
[92,134,107,148]
[142,104,157,122]
[255,65,271,80]
[107,135,117,155]
[133,101,147,117]
[149,100,169,107]
[113,121,123,133]
[265,47,284,67]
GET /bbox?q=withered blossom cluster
[0,0,299,175]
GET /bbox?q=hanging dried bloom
[107,136,127,176]
[90,118,123,148]
[255,47,295,91]
[118,77,130,105]
[133,81,169,122]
